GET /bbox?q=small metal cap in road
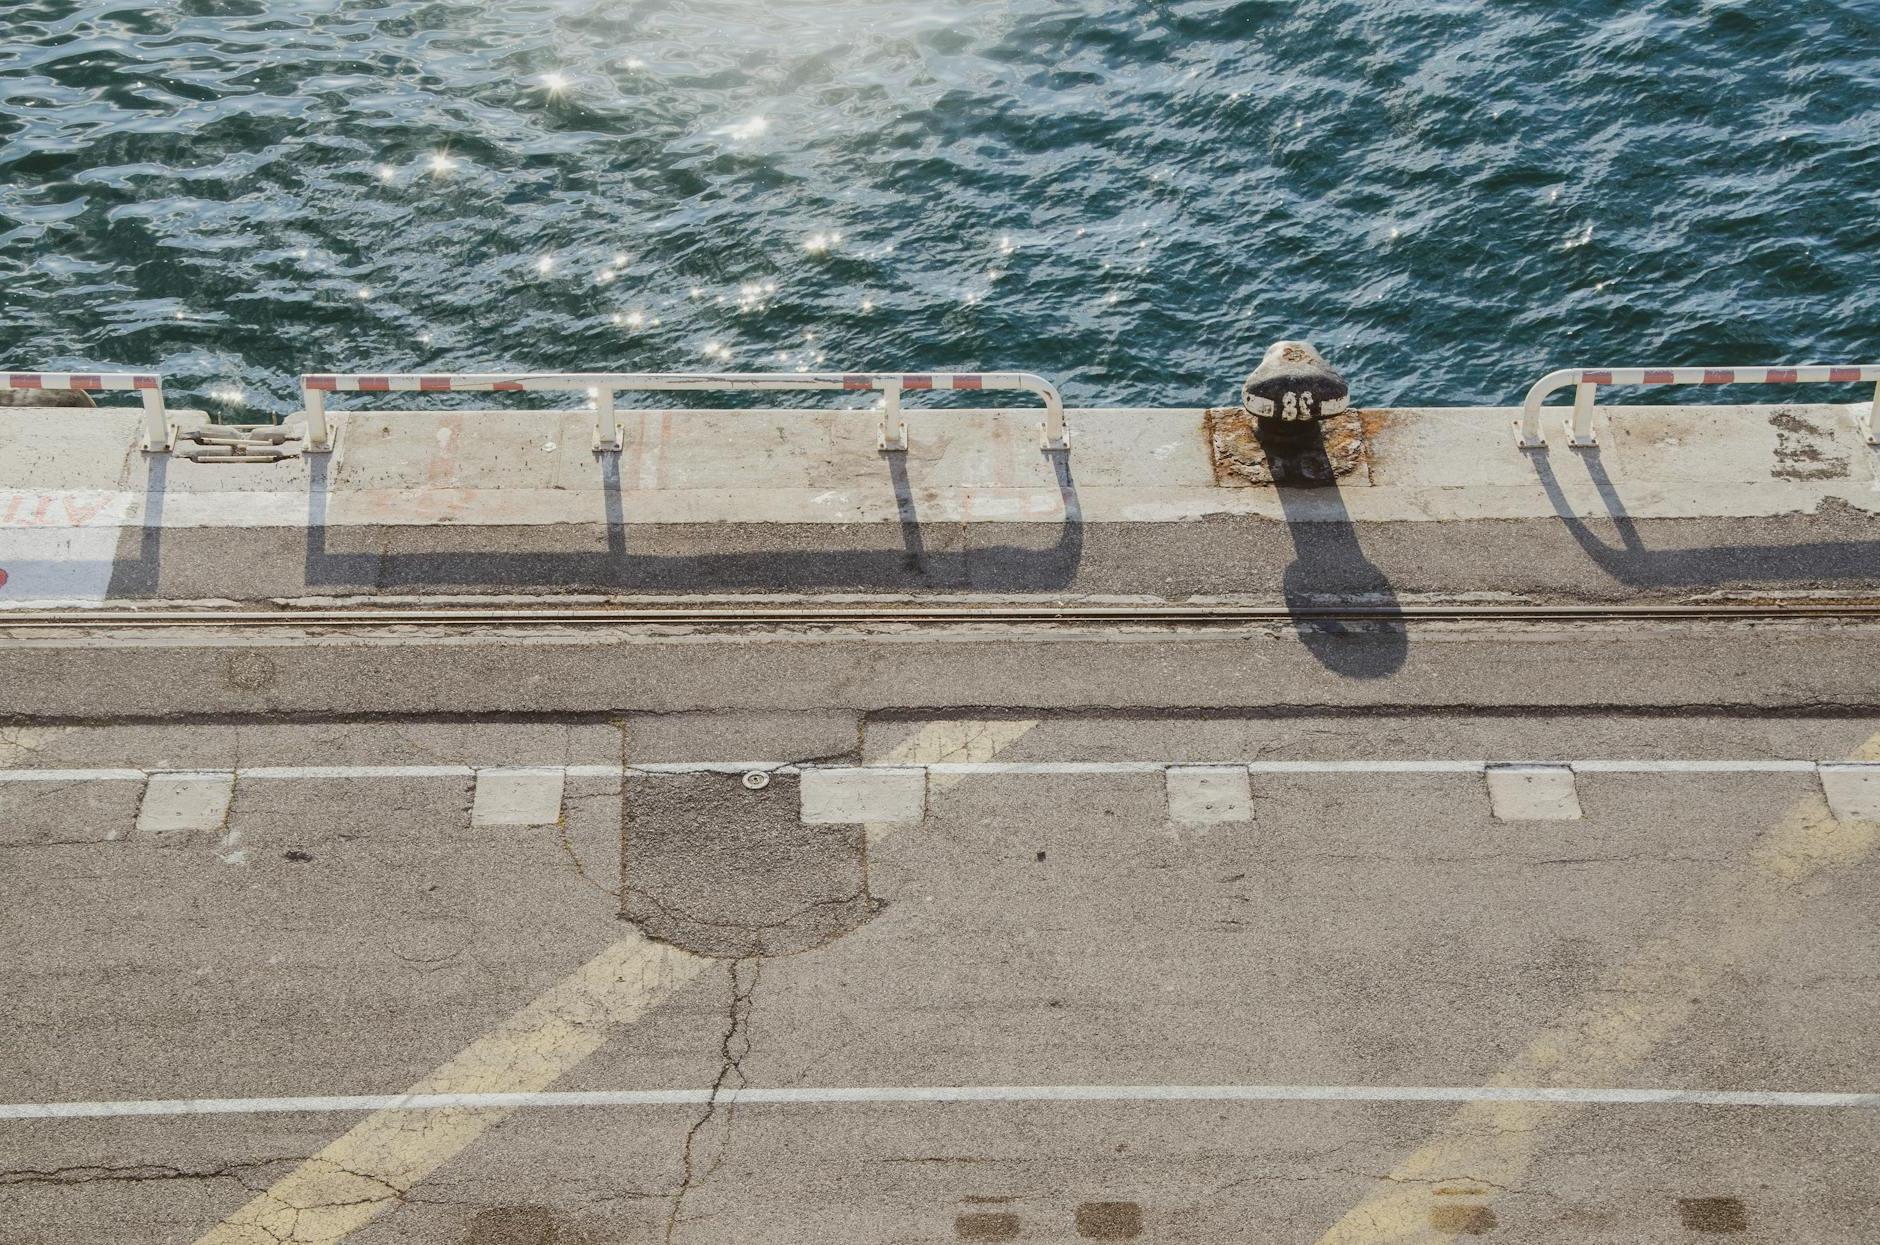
[742,770,771,790]
[1242,340,1350,425]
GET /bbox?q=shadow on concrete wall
[294,450,1083,593]
[1529,448,1880,588]
[102,453,166,599]
[1267,423,1409,680]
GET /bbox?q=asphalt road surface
[4,709,1878,1243]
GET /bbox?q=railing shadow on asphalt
[1529,446,1880,588]
[297,449,1084,594]
[102,452,166,598]
[1266,422,1408,680]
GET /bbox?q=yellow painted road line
[1309,733,1880,1245]
[866,717,1040,843]
[194,931,706,1244]
[193,719,1036,1245]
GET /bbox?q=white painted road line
[9,1082,1878,1121]
[0,767,145,783]
[0,759,1871,783]
[1567,759,1822,773]
[1486,765,1583,822]
[242,764,476,780]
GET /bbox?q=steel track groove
[4,603,1880,629]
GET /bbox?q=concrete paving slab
[1605,404,1871,484]
[133,771,232,834]
[471,767,565,826]
[1164,764,1255,823]
[800,766,927,825]
[1819,763,1880,822]
[0,408,142,489]
[1486,764,1584,821]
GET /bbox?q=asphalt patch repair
[621,771,879,957]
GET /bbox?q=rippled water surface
[2,0,1876,417]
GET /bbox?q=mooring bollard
[1242,340,1350,440]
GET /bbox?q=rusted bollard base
[1205,406,1368,487]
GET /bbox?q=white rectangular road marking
[800,766,927,825]
[1486,764,1583,822]
[471,767,565,827]
[1819,764,1880,822]
[9,1080,1877,1121]
[135,772,234,834]
[1165,765,1255,824]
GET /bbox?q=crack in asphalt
[664,957,760,1245]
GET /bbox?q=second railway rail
[4,602,1880,629]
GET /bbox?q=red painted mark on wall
[0,568,9,590]
[0,492,130,527]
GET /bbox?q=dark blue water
[2,0,1876,419]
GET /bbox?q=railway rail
[3,601,1880,629]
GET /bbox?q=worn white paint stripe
[0,767,147,783]
[12,1082,1877,1121]
[0,759,1863,784]
[1567,759,1821,773]
[927,760,1496,774]
[239,764,477,779]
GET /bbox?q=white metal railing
[1520,365,1880,448]
[0,371,171,451]
[299,371,1070,453]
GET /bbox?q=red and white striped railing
[1521,365,1880,448]
[299,371,1069,453]
[0,371,171,451]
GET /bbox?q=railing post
[1040,384,1069,451]
[1568,380,1598,447]
[303,388,332,452]
[1866,381,1879,445]
[591,387,621,453]
[877,378,906,452]
[140,385,171,453]
[1516,370,1572,449]
[1516,404,1546,448]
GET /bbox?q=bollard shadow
[1265,422,1408,679]
[301,449,1083,593]
[1530,447,1880,589]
